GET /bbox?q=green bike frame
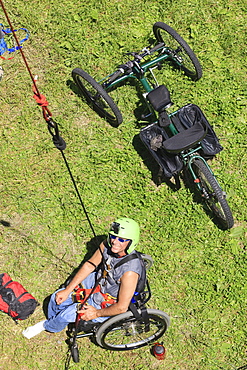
[99,47,172,93]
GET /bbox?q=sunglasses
[109,234,130,243]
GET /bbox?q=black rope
[48,124,106,265]
[45,116,96,236]
[60,150,97,239]
[49,131,108,369]
[64,350,72,370]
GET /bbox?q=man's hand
[55,289,69,305]
[78,304,98,321]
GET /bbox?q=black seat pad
[162,121,207,153]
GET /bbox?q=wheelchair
[66,254,170,363]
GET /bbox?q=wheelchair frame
[66,254,170,363]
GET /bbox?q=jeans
[43,273,106,333]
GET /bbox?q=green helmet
[108,217,140,253]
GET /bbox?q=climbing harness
[0,23,29,60]
[72,285,117,312]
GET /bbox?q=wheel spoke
[96,310,170,350]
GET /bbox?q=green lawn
[0,0,246,369]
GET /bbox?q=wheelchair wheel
[72,68,123,127]
[69,338,80,363]
[153,22,202,81]
[191,159,234,229]
[95,309,170,351]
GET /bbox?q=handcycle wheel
[95,309,170,351]
[153,22,202,81]
[72,68,123,127]
[191,159,234,229]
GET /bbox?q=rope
[0,0,106,258]
[0,6,108,337]
[31,75,54,123]
[0,0,62,148]
[60,150,98,240]
[0,0,53,125]
[1,6,118,368]
[0,2,39,90]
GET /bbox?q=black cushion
[147,85,173,112]
[162,121,207,153]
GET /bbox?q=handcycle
[72,22,234,230]
[66,254,170,363]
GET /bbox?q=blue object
[131,291,139,303]
[0,23,29,57]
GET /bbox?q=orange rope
[32,76,53,121]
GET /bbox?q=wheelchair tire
[191,159,234,229]
[153,22,202,81]
[69,338,80,363]
[72,68,123,127]
[95,309,170,351]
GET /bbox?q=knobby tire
[153,22,202,81]
[70,339,79,363]
[72,68,123,127]
[191,159,234,229]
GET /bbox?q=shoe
[22,320,46,339]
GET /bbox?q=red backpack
[0,273,38,322]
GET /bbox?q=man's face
[109,235,130,256]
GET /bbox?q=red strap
[74,286,117,318]
[73,285,101,304]
[100,293,117,308]
[0,55,14,60]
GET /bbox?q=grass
[0,0,246,369]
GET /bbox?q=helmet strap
[125,240,132,254]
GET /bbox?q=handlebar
[107,68,125,84]
[148,42,165,54]
[105,42,165,85]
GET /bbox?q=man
[22,217,143,338]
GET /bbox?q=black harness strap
[86,260,97,269]
[114,253,139,269]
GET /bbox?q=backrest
[147,85,173,112]
[134,251,147,294]
[172,104,223,157]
